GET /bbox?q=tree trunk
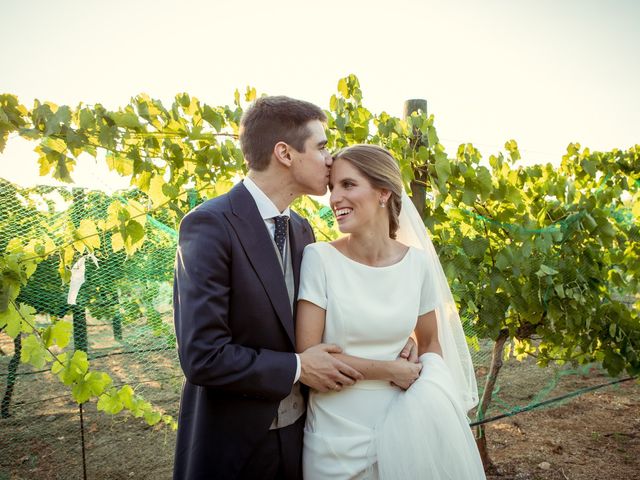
[475,329,509,471]
[112,312,123,341]
[73,304,88,353]
[1,335,22,418]
[410,169,428,219]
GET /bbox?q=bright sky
[1,0,638,191]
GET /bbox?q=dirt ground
[475,347,640,480]
[484,377,639,479]
[1,324,639,480]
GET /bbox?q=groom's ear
[274,141,293,167]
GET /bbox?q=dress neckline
[326,243,412,269]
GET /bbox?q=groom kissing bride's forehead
[173,95,376,480]
[239,96,333,197]
[173,95,484,480]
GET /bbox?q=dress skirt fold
[376,353,485,480]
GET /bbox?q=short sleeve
[419,251,440,315]
[298,244,327,309]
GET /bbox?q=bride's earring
[379,200,386,208]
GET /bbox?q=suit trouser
[238,415,304,480]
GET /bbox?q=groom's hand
[398,337,419,363]
[299,344,363,393]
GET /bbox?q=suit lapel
[224,183,295,347]
[289,213,309,301]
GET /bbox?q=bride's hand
[388,359,422,390]
[398,337,419,363]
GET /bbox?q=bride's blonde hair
[332,145,403,239]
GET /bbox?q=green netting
[0,175,637,478]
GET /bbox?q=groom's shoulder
[195,194,232,215]
[179,197,228,227]
[186,183,243,218]
[178,191,235,235]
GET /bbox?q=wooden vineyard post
[403,99,428,220]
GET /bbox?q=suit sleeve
[173,208,296,401]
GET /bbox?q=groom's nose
[325,154,334,167]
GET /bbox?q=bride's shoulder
[392,239,409,250]
[302,242,335,269]
[305,238,345,254]
[391,240,413,259]
[397,242,429,268]
[303,241,332,256]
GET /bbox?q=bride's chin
[336,222,351,234]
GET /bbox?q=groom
[173,96,366,479]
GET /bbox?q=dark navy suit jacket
[173,182,315,479]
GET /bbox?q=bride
[296,145,486,479]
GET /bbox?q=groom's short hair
[240,96,327,171]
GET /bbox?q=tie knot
[273,215,289,228]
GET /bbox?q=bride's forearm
[418,339,443,357]
[331,353,395,381]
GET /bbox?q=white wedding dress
[298,242,485,479]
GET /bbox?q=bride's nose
[329,188,341,207]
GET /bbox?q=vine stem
[9,298,66,368]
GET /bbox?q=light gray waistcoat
[269,232,304,429]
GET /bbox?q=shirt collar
[243,176,291,220]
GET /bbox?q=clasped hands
[298,338,421,393]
